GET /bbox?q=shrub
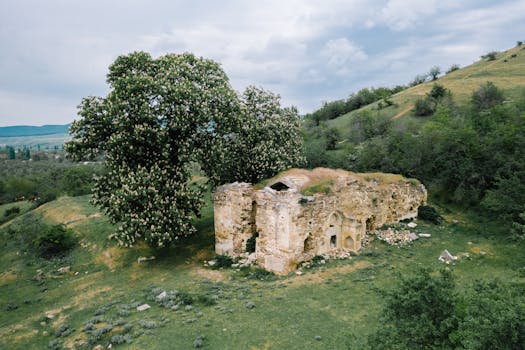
[413,97,435,116]
[446,64,460,74]
[33,224,77,258]
[214,254,233,268]
[410,74,428,86]
[418,205,443,224]
[110,334,132,345]
[4,206,20,217]
[517,41,523,46]
[481,51,498,61]
[471,82,504,110]
[428,83,447,100]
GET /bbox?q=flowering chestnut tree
[66,52,304,248]
[205,86,304,184]
[66,52,239,247]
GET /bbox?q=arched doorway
[326,212,342,249]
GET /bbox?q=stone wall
[213,168,427,275]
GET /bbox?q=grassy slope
[1,196,524,349]
[329,45,525,136]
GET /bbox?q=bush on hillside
[481,51,498,61]
[446,64,460,74]
[414,97,436,116]
[418,205,443,224]
[471,81,504,110]
[33,224,77,258]
[4,206,20,217]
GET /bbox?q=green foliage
[210,86,304,184]
[452,281,525,349]
[368,268,457,350]
[301,179,333,196]
[66,53,299,248]
[413,83,450,116]
[305,86,405,124]
[471,81,505,110]
[481,51,498,61]
[410,73,428,86]
[214,254,233,268]
[368,269,525,350]
[4,206,20,217]
[418,205,444,224]
[413,96,436,116]
[446,64,460,74]
[33,224,77,258]
[428,66,441,80]
[66,52,239,248]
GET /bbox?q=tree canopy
[66,51,303,248]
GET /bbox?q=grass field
[1,195,524,349]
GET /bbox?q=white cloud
[321,38,367,76]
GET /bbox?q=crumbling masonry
[212,168,427,275]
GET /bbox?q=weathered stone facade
[212,168,427,275]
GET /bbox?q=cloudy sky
[1,0,524,126]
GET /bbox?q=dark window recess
[270,182,290,191]
[330,235,337,248]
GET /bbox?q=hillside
[0,124,70,137]
[328,44,525,131]
[1,196,524,349]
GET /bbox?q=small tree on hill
[429,66,441,81]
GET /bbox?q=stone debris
[137,256,156,263]
[438,250,457,264]
[407,222,417,228]
[57,266,70,274]
[246,301,255,309]
[156,291,167,301]
[136,304,151,312]
[373,228,418,246]
[409,232,419,241]
[34,269,45,282]
[419,233,431,238]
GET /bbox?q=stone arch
[325,211,343,249]
[303,233,315,253]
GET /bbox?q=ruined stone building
[212,168,427,275]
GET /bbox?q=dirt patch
[95,247,125,271]
[392,104,414,119]
[191,267,225,282]
[286,260,371,287]
[0,271,17,286]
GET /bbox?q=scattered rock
[137,256,156,263]
[438,249,457,264]
[407,222,417,228]
[185,305,193,311]
[315,335,322,341]
[57,266,71,274]
[207,260,217,267]
[295,270,303,276]
[409,232,419,241]
[136,304,151,312]
[93,345,104,350]
[34,269,45,282]
[156,291,167,301]
[193,335,205,348]
[42,331,49,336]
[374,228,415,246]
[452,219,459,224]
[419,233,431,238]
[246,301,255,309]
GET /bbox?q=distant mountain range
[0,124,70,137]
